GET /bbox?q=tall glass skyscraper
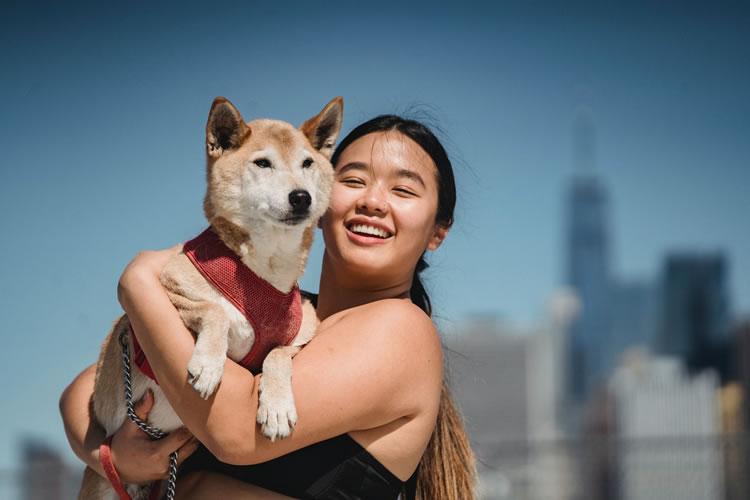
[658,253,730,374]
[565,111,612,402]
[566,175,611,401]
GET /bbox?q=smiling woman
[60,113,476,500]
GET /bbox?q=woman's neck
[316,253,411,321]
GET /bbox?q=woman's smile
[345,217,395,245]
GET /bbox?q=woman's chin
[338,253,396,279]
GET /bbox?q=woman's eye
[253,158,272,169]
[302,158,314,169]
[394,187,416,196]
[341,178,365,186]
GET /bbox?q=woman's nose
[356,185,388,214]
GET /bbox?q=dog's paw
[187,352,224,399]
[256,376,297,442]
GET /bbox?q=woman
[60,115,476,499]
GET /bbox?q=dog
[79,96,343,500]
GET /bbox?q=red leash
[99,436,162,500]
[99,436,132,500]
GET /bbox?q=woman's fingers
[176,437,201,466]
[157,427,193,453]
[119,390,155,440]
[134,389,155,421]
[150,429,196,477]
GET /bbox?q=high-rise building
[446,293,578,500]
[657,253,731,377]
[609,352,724,500]
[609,280,659,362]
[20,439,79,500]
[734,320,750,500]
[565,112,612,402]
[737,321,750,433]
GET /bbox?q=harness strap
[184,227,302,373]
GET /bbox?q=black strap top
[179,434,417,499]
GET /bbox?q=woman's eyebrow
[337,162,369,175]
[396,168,426,188]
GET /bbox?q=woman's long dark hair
[331,116,476,499]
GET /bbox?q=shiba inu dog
[79,96,343,500]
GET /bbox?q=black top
[179,434,417,499]
[178,291,418,499]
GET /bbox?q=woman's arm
[59,364,199,483]
[60,365,106,476]
[119,248,443,466]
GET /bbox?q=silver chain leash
[119,328,179,500]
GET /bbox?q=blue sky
[1,0,748,470]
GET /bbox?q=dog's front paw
[187,352,224,399]
[256,376,297,442]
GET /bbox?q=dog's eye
[253,158,272,169]
[302,158,314,169]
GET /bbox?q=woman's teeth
[349,223,392,239]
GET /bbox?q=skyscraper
[657,253,731,376]
[565,112,612,402]
[610,353,724,500]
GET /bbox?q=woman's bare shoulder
[320,299,441,355]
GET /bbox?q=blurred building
[657,253,732,379]
[565,171,612,402]
[447,291,578,500]
[737,321,750,433]
[609,281,658,358]
[20,439,80,500]
[579,387,619,500]
[731,320,750,500]
[563,114,660,409]
[719,383,747,500]
[609,352,724,500]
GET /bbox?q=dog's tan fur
[79,97,343,500]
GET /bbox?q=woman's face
[320,131,448,286]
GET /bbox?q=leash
[116,328,179,500]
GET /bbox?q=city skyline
[1,0,749,482]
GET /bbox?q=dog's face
[203,97,343,232]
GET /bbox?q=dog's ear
[300,97,343,160]
[206,97,250,158]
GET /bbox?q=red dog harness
[131,227,303,380]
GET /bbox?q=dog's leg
[257,344,303,441]
[176,298,231,399]
[256,298,319,441]
[257,300,319,441]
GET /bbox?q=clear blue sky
[1,0,748,470]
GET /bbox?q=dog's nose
[289,190,312,213]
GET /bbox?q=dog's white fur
[79,97,343,500]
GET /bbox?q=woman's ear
[427,223,450,251]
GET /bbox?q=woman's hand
[59,364,199,482]
[110,389,199,484]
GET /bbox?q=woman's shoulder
[322,298,442,365]
[360,298,435,330]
